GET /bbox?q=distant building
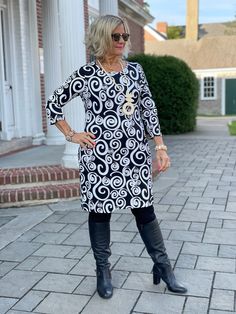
[145,0,236,116]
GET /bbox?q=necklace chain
[97,59,123,74]
[96,59,135,116]
[97,59,127,87]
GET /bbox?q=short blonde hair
[86,15,131,60]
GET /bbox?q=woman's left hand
[156,150,171,172]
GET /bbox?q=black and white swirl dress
[46,61,161,213]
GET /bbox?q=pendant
[122,91,135,116]
[122,102,135,115]
[125,92,133,103]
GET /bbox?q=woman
[46,15,187,299]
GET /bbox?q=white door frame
[0,0,16,140]
[0,0,45,143]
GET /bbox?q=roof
[168,22,236,39]
[144,25,167,41]
[199,22,236,38]
[145,35,236,70]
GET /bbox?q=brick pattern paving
[0,135,235,313]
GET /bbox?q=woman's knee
[131,205,156,224]
[89,212,111,223]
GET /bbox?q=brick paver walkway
[0,120,236,313]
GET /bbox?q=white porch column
[58,0,86,168]
[28,0,45,145]
[99,0,118,15]
[18,0,31,136]
[42,0,64,145]
[17,0,44,144]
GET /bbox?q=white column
[28,0,45,145]
[42,0,64,145]
[16,0,44,144]
[99,0,118,15]
[58,0,86,168]
[18,0,32,136]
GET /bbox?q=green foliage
[228,120,236,135]
[128,54,199,134]
[167,26,183,39]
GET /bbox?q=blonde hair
[86,15,131,60]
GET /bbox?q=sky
[147,0,236,26]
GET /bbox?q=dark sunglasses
[111,33,130,42]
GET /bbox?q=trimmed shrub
[128,54,199,134]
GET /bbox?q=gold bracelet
[155,144,167,151]
[65,129,75,142]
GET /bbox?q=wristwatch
[65,129,75,142]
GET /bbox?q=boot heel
[153,273,161,285]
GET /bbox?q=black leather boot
[88,221,113,299]
[137,218,187,294]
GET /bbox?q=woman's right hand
[72,132,96,148]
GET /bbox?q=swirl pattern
[46,61,161,213]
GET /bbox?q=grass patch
[228,120,236,135]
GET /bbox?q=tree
[167,26,183,39]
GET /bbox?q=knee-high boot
[137,218,187,293]
[88,221,113,299]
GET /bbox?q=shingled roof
[145,34,236,70]
[169,22,236,39]
[199,22,236,38]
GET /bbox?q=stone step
[0,165,80,185]
[0,164,81,207]
[0,181,81,206]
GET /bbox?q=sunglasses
[111,33,130,42]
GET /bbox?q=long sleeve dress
[46,61,161,213]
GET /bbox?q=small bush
[128,54,199,134]
[228,120,236,135]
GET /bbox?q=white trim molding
[194,67,236,79]
[119,0,154,26]
[221,78,225,115]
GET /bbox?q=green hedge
[128,54,199,134]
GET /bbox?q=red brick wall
[122,0,145,54]
[126,18,144,54]
[36,0,47,133]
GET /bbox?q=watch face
[66,135,72,142]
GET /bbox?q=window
[202,76,216,100]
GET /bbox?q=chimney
[156,22,168,36]
[186,0,199,41]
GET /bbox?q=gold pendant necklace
[96,59,135,116]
